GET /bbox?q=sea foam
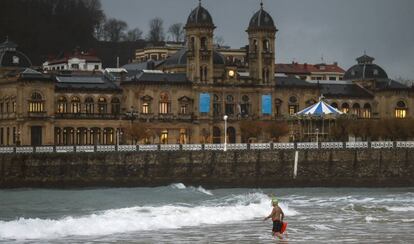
[0,192,296,240]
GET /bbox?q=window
[85,97,94,114]
[200,37,207,50]
[160,130,168,144]
[103,128,114,145]
[94,65,99,70]
[180,104,188,114]
[329,77,336,81]
[71,96,81,113]
[352,103,361,117]
[262,68,270,83]
[0,102,3,114]
[263,39,270,52]
[362,103,372,118]
[6,102,9,113]
[71,64,79,70]
[111,98,121,115]
[179,129,187,144]
[0,128,3,145]
[190,37,195,51]
[225,95,234,115]
[289,105,298,115]
[252,39,258,52]
[341,103,349,114]
[275,99,283,116]
[213,94,221,117]
[159,93,170,114]
[395,101,407,119]
[98,97,107,114]
[12,101,16,113]
[55,127,62,145]
[241,95,250,117]
[12,127,16,144]
[142,103,150,114]
[29,92,44,112]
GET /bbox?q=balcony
[28,111,48,118]
[0,113,17,120]
[138,113,155,122]
[177,114,193,121]
[262,51,273,59]
[157,113,174,121]
[55,113,119,120]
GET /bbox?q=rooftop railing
[0,141,412,154]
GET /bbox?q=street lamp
[223,115,228,152]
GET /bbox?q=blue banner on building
[199,93,210,113]
[262,94,272,115]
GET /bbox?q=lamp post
[223,115,228,152]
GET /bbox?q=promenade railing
[1,141,414,154]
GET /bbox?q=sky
[101,0,414,80]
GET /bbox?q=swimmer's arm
[263,208,276,221]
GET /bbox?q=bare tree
[125,27,143,41]
[104,18,128,42]
[168,23,184,42]
[147,17,165,42]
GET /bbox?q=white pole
[224,115,228,152]
[294,150,299,179]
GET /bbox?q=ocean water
[0,186,413,243]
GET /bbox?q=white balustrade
[56,146,74,153]
[396,141,414,148]
[118,145,137,152]
[97,145,115,152]
[297,142,319,150]
[35,146,54,153]
[204,144,225,151]
[0,147,14,154]
[250,143,271,150]
[182,144,203,151]
[321,142,344,149]
[226,144,248,150]
[139,145,158,151]
[346,142,369,149]
[371,141,394,149]
[16,147,34,154]
[273,143,295,150]
[76,145,95,153]
[160,144,180,151]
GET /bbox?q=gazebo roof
[296,98,343,117]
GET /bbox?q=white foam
[309,224,335,231]
[385,206,414,212]
[170,183,186,189]
[0,193,297,240]
[365,216,380,223]
[195,186,213,196]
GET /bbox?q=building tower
[185,1,215,83]
[247,2,277,84]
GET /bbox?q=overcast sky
[102,0,414,80]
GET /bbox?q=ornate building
[0,2,412,146]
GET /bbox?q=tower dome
[248,2,277,31]
[344,54,388,81]
[185,1,214,28]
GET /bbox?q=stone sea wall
[0,149,413,188]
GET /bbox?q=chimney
[334,62,338,66]
[116,56,120,68]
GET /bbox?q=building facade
[0,2,413,146]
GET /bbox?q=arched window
[263,39,270,52]
[54,127,62,145]
[262,68,270,83]
[29,92,44,112]
[275,99,283,116]
[90,127,101,145]
[395,101,407,118]
[76,127,88,145]
[241,95,250,117]
[111,97,121,115]
[103,128,114,145]
[213,126,221,144]
[63,127,75,145]
[213,94,221,117]
[228,127,236,144]
[85,97,94,114]
[200,37,207,50]
[225,95,234,115]
[362,103,371,118]
[159,92,170,114]
[288,96,298,115]
[252,39,258,52]
[341,103,350,114]
[352,103,361,117]
[57,96,67,113]
[98,97,107,114]
[160,130,168,144]
[71,96,81,113]
[190,37,195,51]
